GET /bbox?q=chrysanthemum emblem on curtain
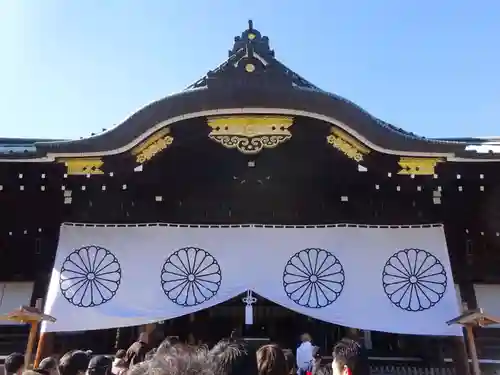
[161,247,222,307]
[282,248,345,308]
[59,245,122,307]
[382,248,447,312]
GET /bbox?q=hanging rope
[242,290,257,325]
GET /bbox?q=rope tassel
[242,290,257,325]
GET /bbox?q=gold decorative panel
[131,128,174,164]
[398,157,442,175]
[326,128,370,162]
[60,158,104,175]
[207,115,293,154]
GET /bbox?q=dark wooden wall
[0,117,498,295]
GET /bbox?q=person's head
[300,334,311,343]
[59,350,90,375]
[331,339,367,375]
[281,349,295,375]
[209,339,257,375]
[157,336,180,354]
[86,355,112,375]
[5,353,25,375]
[112,350,127,370]
[115,350,126,360]
[128,343,214,375]
[138,332,149,345]
[256,344,287,375]
[36,357,59,375]
[187,333,196,345]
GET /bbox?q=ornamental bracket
[207,115,293,154]
[131,128,174,164]
[326,128,371,162]
[59,158,104,175]
[397,157,442,175]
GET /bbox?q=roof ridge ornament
[186,21,321,90]
[230,20,274,59]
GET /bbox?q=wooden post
[141,323,156,335]
[34,332,54,367]
[25,299,44,368]
[25,321,39,368]
[465,325,480,375]
[450,334,470,375]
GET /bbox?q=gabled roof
[1,21,500,161]
[185,21,424,143]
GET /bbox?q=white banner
[43,224,461,336]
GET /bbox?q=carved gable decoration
[131,128,174,164]
[326,127,371,162]
[207,115,293,154]
[59,158,104,175]
[397,157,442,175]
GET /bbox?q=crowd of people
[3,332,367,375]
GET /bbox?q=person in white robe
[296,333,314,375]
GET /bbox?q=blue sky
[0,0,498,140]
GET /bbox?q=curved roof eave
[35,85,471,158]
[4,22,500,162]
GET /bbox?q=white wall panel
[0,282,34,325]
[474,284,500,328]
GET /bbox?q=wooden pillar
[450,334,471,375]
[139,323,156,343]
[459,282,478,310]
[25,322,39,368]
[143,323,156,335]
[453,283,475,375]
[362,330,372,350]
[34,332,54,367]
[465,325,480,375]
[443,208,474,375]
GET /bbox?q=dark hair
[281,349,295,375]
[38,357,58,371]
[59,350,90,375]
[332,339,367,375]
[157,336,181,353]
[209,339,257,375]
[87,355,112,375]
[128,343,214,375]
[256,344,288,375]
[5,353,25,375]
